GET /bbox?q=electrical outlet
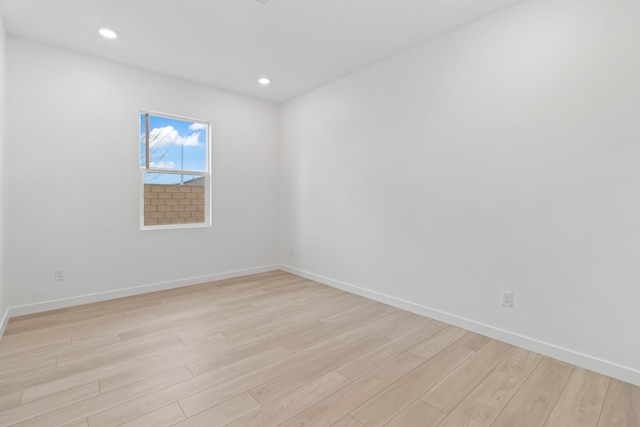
[54,268,65,281]
[290,247,294,256]
[501,290,513,307]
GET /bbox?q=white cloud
[189,122,207,131]
[148,126,179,147]
[149,160,175,169]
[180,133,200,147]
[148,126,201,147]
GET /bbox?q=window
[140,111,210,229]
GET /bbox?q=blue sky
[140,114,208,184]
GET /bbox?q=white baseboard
[5,265,280,320]
[0,306,9,338]
[280,264,640,387]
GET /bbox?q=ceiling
[0,0,524,103]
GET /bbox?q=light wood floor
[0,271,638,427]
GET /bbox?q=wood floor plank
[545,367,610,427]
[62,419,88,427]
[69,334,121,349]
[436,370,522,427]
[118,402,186,427]
[377,315,429,339]
[332,310,413,344]
[2,312,144,346]
[0,356,57,384]
[95,337,227,393]
[4,308,102,336]
[408,325,468,359]
[18,351,182,403]
[384,399,446,427]
[596,379,640,427]
[248,333,389,405]
[185,338,291,377]
[266,317,327,339]
[173,393,260,426]
[56,334,181,368]
[10,367,193,427]
[320,300,380,324]
[19,332,234,403]
[349,344,474,427]
[226,371,350,427]
[0,382,100,426]
[491,357,574,427]
[122,310,159,323]
[218,305,307,340]
[116,312,223,342]
[0,337,71,360]
[420,339,513,413]
[336,321,444,381]
[278,351,426,427]
[88,339,343,426]
[455,331,492,352]
[331,415,366,427]
[13,337,189,401]
[154,346,290,418]
[0,391,22,412]
[280,307,390,353]
[84,365,198,427]
[496,347,544,380]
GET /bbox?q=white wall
[5,38,280,311]
[281,0,640,384]
[0,11,7,329]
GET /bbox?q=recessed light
[258,77,271,85]
[99,28,118,39]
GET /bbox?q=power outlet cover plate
[501,290,513,307]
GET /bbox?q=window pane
[143,172,206,226]
[140,114,207,171]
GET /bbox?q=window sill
[140,222,211,231]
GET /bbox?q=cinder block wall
[143,184,205,226]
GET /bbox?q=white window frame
[139,110,212,230]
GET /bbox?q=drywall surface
[0,11,7,328]
[281,0,640,380]
[6,38,279,309]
